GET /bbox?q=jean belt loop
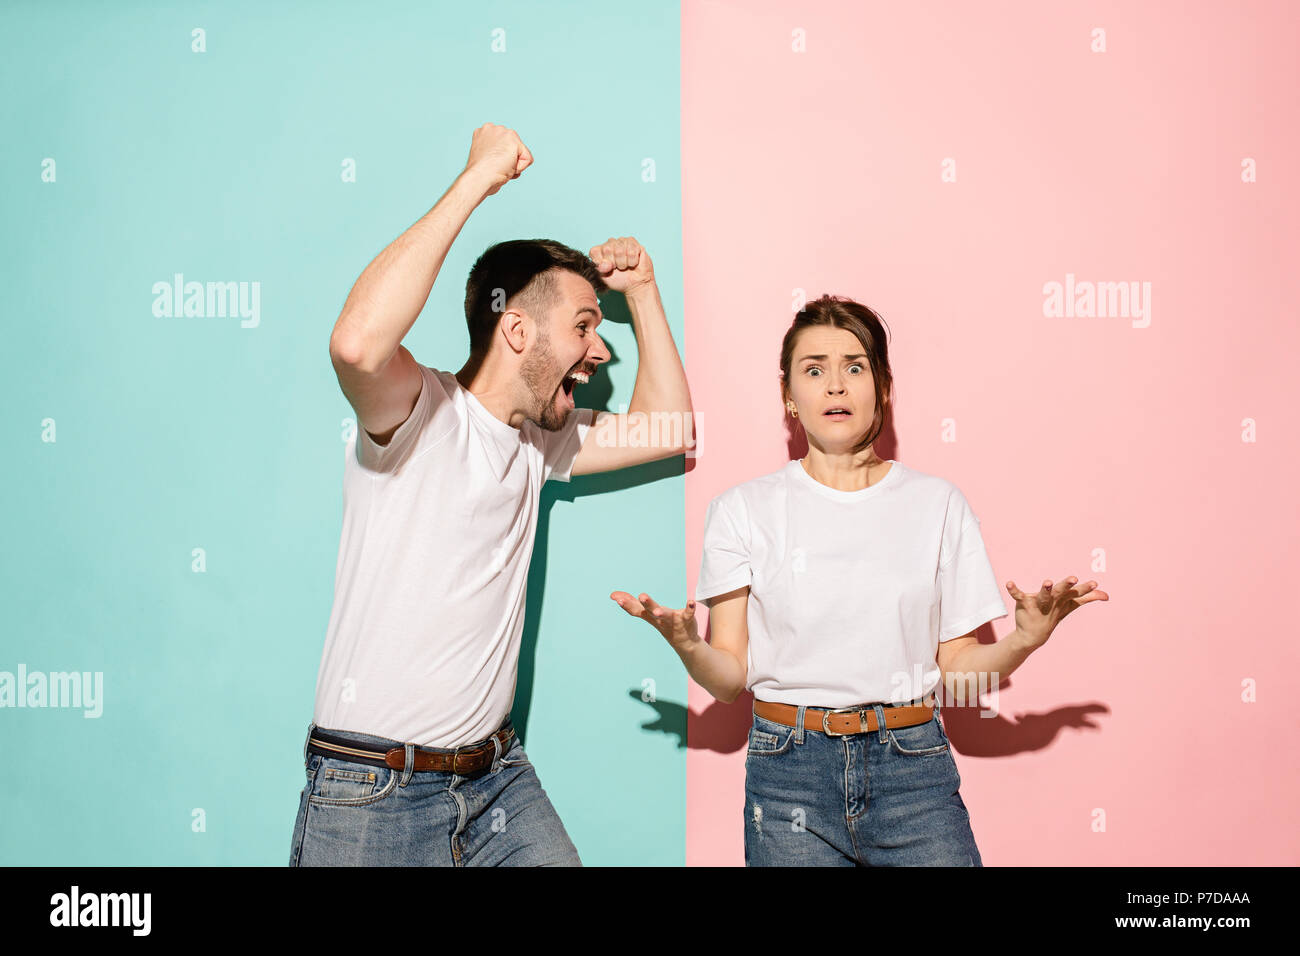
[794,705,806,744]
[491,733,503,769]
[872,703,889,745]
[400,743,415,787]
[303,722,316,764]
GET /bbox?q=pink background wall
[681,0,1300,865]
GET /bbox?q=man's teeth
[567,370,590,384]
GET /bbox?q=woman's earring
[787,403,798,418]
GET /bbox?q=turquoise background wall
[0,0,685,865]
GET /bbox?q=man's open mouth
[561,367,590,396]
[558,364,593,409]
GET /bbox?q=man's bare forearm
[330,169,494,372]
[624,281,692,418]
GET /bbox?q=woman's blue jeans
[288,719,581,866]
[744,701,983,866]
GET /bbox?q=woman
[611,295,1108,866]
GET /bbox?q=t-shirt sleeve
[695,492,752,604]
[937,491,1009,641]
[354,363,452,474]
[539,407,596,483]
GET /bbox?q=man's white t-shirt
[694,459,1009,707]
[312,362,594,748]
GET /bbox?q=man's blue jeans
[743,701,983,866]
[289,718,581,866]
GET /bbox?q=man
[287,123,692,866]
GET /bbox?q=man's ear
[497,308,529,355]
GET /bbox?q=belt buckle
[450,746,470,775]
[821,706,869,737]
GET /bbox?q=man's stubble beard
[519,322,570,432]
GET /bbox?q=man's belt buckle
[821,706,869,737]
[450,746,472,775]
[384,745,471,773]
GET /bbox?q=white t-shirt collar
[786,458,903,502]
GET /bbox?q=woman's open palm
[1006,576,1109,647]
[610,591,700,651]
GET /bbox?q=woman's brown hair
[779,294,893,454]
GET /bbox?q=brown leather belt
[307,724,514,774]
[755,698,936,737]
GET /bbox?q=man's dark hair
[463,239,607,359]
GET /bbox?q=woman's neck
[800,446,890,492]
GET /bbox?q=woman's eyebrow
[798,353,866,361]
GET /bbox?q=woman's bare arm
[610,585,749,702]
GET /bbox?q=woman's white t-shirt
[694,459,1009,707]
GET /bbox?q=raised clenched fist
[588,236,656,296]
[464,123,533,197]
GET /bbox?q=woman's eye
[849,364,863,373]
[806,367,821,376]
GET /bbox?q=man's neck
[456,355,528,429]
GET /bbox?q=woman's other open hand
[610,591,701,652]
